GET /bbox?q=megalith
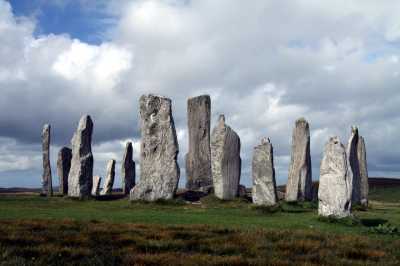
[101,159,116,195]
[68,115,94,198]
[286,118,312,201]
[57,147,72,195]
[318,136,352,218]
[252,137,278,206]
[347,126,361,205]
[41,124,53,196]
[211,115,241,200]
[185,95,212,191]
[92,176,101,196]
[358,136,369,206]
[130,94,180,201]
[122,142,135,195]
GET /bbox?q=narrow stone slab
[252,138,278,206]
[211,115,241,200]
[68,115,94,198]
[358,135,369,206]
[57,147,72,195]
[318,136,352,218]
[122,142,136,195]
[130,94,180,201]
[185,95,212,191]
[41,124,53,196]
[101,159,116,195]
[286,118,312,202]
[92,176,101,196]
[347,126,361,204]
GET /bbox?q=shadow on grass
[360,218,388,227]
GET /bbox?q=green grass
[0,194,399,265]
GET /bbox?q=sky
[0,0,399,189]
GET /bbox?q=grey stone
[130,94,180,201]
[122,142,135,195]
[101,159,116,195]
[347,126,361,205]
[92,176,101,196]
[185,95,212,191]
[68,115,94,198]
[211,115,241,200]
[318,136,352,218]
[252,138,278,206]
[286,118,312,201]
[358,136,369,207]
[41,124,53,196]
[57,147,72,195]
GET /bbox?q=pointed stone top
[78,115,93,129]
[218,114,225,125]
[351,125,358,135]
[42,124,50,135]
[126,141,132,148]
[43,124,50,129]
[295,117,308,125]
[261,137,271,145]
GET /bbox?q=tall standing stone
[318,136,352,218]
[358,136,369,206]
[347,126,361,205]
[130,94,180,201]
[211,115,241,200]
[101,159,116,195]
[122,142,136,195]
[185,95,212,191]
[68,115,94,198]
[286,118,312,202]
[41,124,53,196]
[252,138,278,206]
[92,176,101,196]
[57,147,72,195]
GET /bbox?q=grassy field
[0,188,399,265]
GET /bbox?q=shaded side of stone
[57,147,72,195]
[41,124,53,196]
[318,136,352,218]
[185,95,212,191]
[347,126,361,204]
[286,118,312,202]
[211,115,241,200]
[122,142,136,195]
[358,136,369,206]
[101,159,116,195]
[252,138,278,206]
[130,94,180,201]
[67,115,94,198]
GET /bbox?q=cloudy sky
[0,0,399,188]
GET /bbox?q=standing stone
[347,126,361,205]
[358,136,369,206]
[92,176,101,196]
[130,94,180,201]
[122,142,136,195]
[286,118,312,202]
[211,115,241,200]
[68,115,94,198]
[57,147,72,195]
[185,95,212,191]
[252,137,278,206]
[101,159,116,195]
[41,124,53,196]
[318,137,352,218]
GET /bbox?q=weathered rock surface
[130,95,180,201]
[122,142,135,195]
[211,115,241,200]
[92,176,101,196]
[41,124,53,196]
[318,136,352,218]
[347,126,361,204]
[252,138,278,206]
[286,118,312,201]
[68,115,94,198]
[185,95,212,191]
[358,136,369,206]
[57,147,72,195]
[101,159,116,195]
